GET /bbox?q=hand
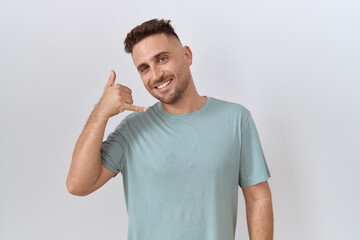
[96,70,147,119]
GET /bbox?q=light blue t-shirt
[101,96,271,240]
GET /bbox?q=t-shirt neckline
[156,96,213,119]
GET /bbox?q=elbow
[66,178,90,196]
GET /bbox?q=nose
[150,65,163,83]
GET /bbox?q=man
[67,19,273,240]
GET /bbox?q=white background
[1,0,359,239]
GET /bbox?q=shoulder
[111,101,159,138]
[210,96,251,119]
[119,101,160,126]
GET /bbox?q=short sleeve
[239,111,271,188]
[100,119,128,175]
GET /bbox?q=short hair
[124,18,180,54]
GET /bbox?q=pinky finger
[124,104,147,112]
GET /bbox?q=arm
[66,105,115,196]
[66,70,147,196]
[242,181,274,240]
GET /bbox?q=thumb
[104,70,116,90]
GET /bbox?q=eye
[140,66,149,73]
[158,56,168,63]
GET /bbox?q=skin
[132,33,206,114]
[66,70,145,196]
[67,32,273,239]
[242,181,274,240]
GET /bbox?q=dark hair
[124,18,180,54]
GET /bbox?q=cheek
[176,62,190,78]
[171,60,187,76]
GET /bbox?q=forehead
[132,33,180,65]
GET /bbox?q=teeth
[157,80,171,89]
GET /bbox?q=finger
[104,70,117,90]
[122,86,132,94]
[123,96,134,105]
[124,104,147,112]
[125,98,134,105]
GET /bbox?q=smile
[155,79,173,89]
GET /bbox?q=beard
[150,72,190,104]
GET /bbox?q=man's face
[132,33,192,104]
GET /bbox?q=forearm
[245,197,274,240]
[67,104,109,193]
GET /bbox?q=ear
[183,45,192,66]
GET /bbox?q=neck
[161,78,206,114]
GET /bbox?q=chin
[155,92,182,104]
[151,77,190,104]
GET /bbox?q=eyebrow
[136,51,171,71]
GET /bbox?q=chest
[124,120,240,182]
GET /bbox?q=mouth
[154,78,173,90]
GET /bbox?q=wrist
[91,104,110,122]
